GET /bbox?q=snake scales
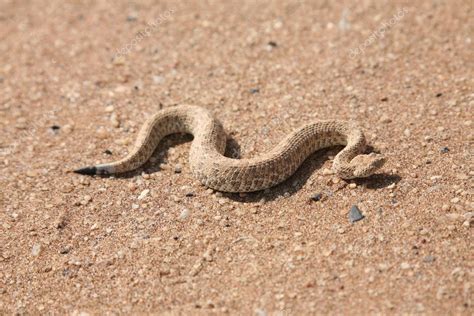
[74,105,386,192]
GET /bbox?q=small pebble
[128,183,137,191]
[400,262,411,270]
[152,75,165,84]
[349,183,357,189]
[423,255,436,263]
[137,189,150,200]
[125,10,139,21]
[63,124,74,133]
[32,244,42,257]
[179,208,190,220]
[112,56,125,65]
[447,100,457,107]
[379,114,392,123]
[440,147,449,153]
[26,170,38,178]
[349,205,364,223]
[81,195,92,205]
[321,168,334,175]
[174,164,182,173]
[104,149,113,155]
[50,125,61,132]
[110,113,120,128]
[310,193,322,202]
[249,88,260,94]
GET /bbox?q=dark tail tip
[73,166,97,175]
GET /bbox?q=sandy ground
[0,0,472,314]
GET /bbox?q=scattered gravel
[1,1,471,314]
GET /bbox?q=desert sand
[0,0,472,314]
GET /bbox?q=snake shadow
[107,133,400,201]
[102,133,193,179]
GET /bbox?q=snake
[74,105,386,192]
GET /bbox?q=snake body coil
[74,105,385,192]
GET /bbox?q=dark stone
[59,247,70,255]
[440,147,449,153]
[349,205,364,223]
[185,192,195,197]
[249,88,260,94]
[381,97,388,102]
[436,92,443,97]
[310,193,322,202]
[268,41,278,47]
[104,149,113,155]
[50,125,60,133]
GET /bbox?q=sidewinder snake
[74,105,386,192]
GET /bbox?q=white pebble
[400,262,411,270]
[152,75,165,84]
[32,243,42,257]
[450,197,460,204]
[137,189,150,200]
[179,208,190,220]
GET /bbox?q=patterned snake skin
[74,105,386,192]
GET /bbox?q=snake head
[335,153,386,179]
[350,153,386,178]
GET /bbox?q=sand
[0,0,472,314]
